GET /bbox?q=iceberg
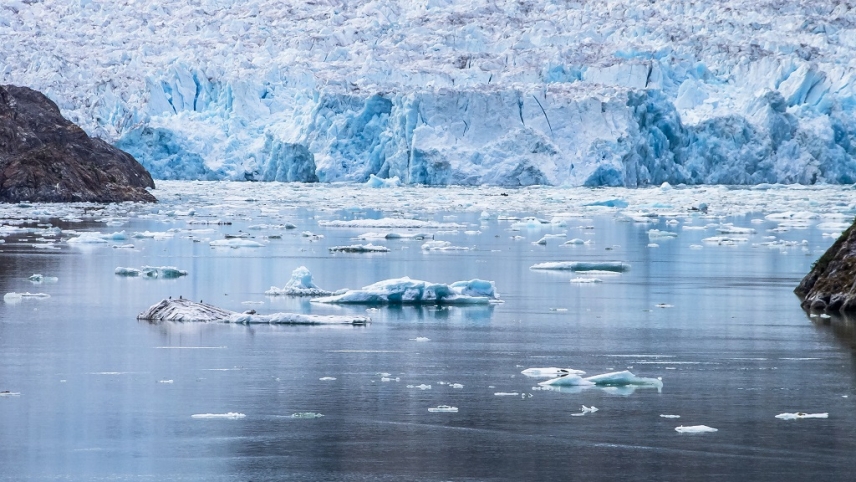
[366,175,401,188]
[137,298,369,325]
[265,266,336,297]
[530,261,631,273]
[539,370,663,391]
[312,277,500,305]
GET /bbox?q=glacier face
[3,0,856,186]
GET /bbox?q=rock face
[795,221,856,312]
[0,85,155,203]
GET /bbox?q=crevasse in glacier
[3,1,856,186]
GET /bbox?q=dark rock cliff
[795,220,856,312]
[0,85,155,203]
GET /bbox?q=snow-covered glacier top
[3,1,856,186]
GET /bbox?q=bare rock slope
[0,85,155,203]
[796,220,856,312]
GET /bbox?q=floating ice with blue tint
[265,266,338,297]
[312,277,500,305]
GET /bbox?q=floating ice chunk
[412,337,430,342]
[562,238,588,246]
[407,384,432,390]
[655,303,673,308]
[0,391,21,397]
[702,236,748,244]
[158,380,174,384]
[29,274,58,283]
[522,367,586,378]
[112,244,135,249]
[428,405,458,413]
[775,412,829,420]
[137,298,370,325]
[319,377,337,381]
[248,223,296,230]
[290,412,324,419]
[265,266,336,296]
[530,261,630,272]
[329,244,390,253]
[571,277,602,284]
[816,222,851,231]
[509,217,551,230]
[494,392,519,396]
[583,370,663,389]
[660,414,681,419]
[450,383,464,389]
[4,292,50,302]
[191,413,246,420]
[538,374,594,387]
[114,266,188,278]
[584,199,628,208]
[132,231,173,239]
[67,232,109,244]
[209,238,265,248]
[675,425,717,433]
[313,277,499,305]
[716,225,755,235]
[320,218,464,229]
[366,174,401,188]
[356,232,432,240]
[648,243,659,248]
[102,231,128,240]
[689,244,703,249]
[648,229,677,239]
[571,405,598,416]
[421,240,469,251]
[534,233,567,245]
[228,312,369,325]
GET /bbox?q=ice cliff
[3,1,856,186]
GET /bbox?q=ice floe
[421,240,470,251]
[137,298,369,325]
[29,274,58,283]
[329,244,390,253]
[114,266,188,279]
[428,405,458,413]
[530,261,630,273]
[356,232,432,240]
[191,413,246,419]
[209,238,265,248]
[521,367,586,378]
[290,412,324,419]
[4,292,50,302]
[312,277,500,305]
[775,412,829,420]
[539,370,663,391]
[675,425,718,433]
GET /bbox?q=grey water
[1,208,855,481]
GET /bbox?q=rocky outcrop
[0,85,155,203]
[795,220,856,312]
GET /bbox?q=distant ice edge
[114,86,856,187]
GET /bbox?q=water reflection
[805,309,856,351]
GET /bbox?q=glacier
[3,1,856,186]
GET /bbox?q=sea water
[0,183,854,481]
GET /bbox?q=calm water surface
[1,203,854,481]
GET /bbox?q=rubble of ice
[312,277,499,305]
[10,1,856,187]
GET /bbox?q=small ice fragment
[407,384,432,390]
[494,392,519,396]
[329,244,390,253]
[648,243,659,248]
[4,292,50,302]
[660,414,681,419]
[656,303,673,308]
[581,405,598,413]
[530,261,629,272]
[428,405,458,413]
[450,383,464,389]
[191,412,245,419]
[549,307,569,311]
[412,337,430,342]
[158,380,174,384]
[209,239,265,248]
[775,412,828,420]
[290,412,324,419]
[0,391,21,397]
[571,277,602,283]
[29,274,58,283]
[689,244,703,249]
[521,367,586,378]
[675,425,717,433]
[319,377,337,381]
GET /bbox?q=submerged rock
[0,85,155,203]
[795,220,856,312]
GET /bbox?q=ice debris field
[4,1,856,187]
